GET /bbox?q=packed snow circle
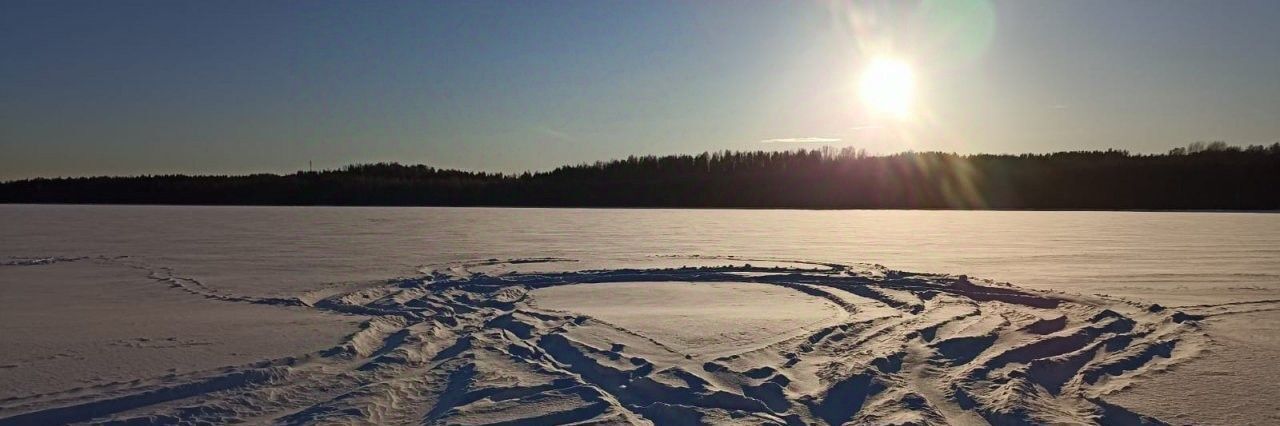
[1,256,1214,425]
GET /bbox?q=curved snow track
[0,257,1209,425]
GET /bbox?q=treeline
[2,143,1279,209]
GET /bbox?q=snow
[0,259,359,400]
[0,205,1277,424]
[531,282,847,360]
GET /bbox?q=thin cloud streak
[761,137,843,144]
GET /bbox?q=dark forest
[4,143,1278,210]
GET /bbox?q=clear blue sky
[3,0,1279,179]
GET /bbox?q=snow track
[0,257,1207,425]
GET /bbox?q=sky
[2,0,1279,179]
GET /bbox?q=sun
[858,57,916,118]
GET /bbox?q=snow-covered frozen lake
[1,205,1277,424]
[3,205,1276,304]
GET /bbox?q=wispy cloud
[1049,104,1069,110]
[849,125,881,131]
[761,137,842,144]
[535,126,571,140]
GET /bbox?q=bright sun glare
[858,57,915,119]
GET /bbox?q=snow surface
[531,282,847,359]
[0,205,1277,424]
[0,260,360,399]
